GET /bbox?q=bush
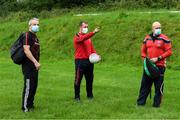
[0,0,179,17]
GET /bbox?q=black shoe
[22,105,35,113]
[74,97,80,102]
[152,104,160,108]
[137,103,145,106]
[22,108,29,113]
[87,96,94,100]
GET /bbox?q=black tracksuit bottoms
[21,62,38,111]
[137,67,165,107]
[74,59,94,99]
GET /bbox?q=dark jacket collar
[149,33,160,41]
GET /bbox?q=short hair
[152,21,161,27]
[79,21,88,27]
[28,18,39,26]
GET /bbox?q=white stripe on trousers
[24,79,30,112]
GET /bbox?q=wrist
[34,60,38,64]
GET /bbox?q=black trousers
[74,59,94,99]
[137,67,165,107]
[21,62,38,111]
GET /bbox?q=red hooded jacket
[74,32,96,59]
[141,33,172,67]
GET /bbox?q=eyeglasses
[155,27,161,29]
[32,24,39,26]
[83,26,88,28]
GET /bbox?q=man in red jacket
[137,21,172,107]
[73,21,100,101]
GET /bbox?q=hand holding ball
[89,53,101,64]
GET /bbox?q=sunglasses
[155,27,161,29]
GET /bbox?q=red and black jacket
[74,32,96,59]
[141,33,172,67]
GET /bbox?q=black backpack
[10,32,27,65]
[143,57,160,79]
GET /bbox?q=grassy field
[0,56,180,119]
[0,10,180,68]
[0,9,180,119]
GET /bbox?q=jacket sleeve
[141,37,147,59]
[74,32,95,43]
[141,44,147,59]
[161,40,172,59]
[141,35,149,60]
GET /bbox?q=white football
[89,53,101,63]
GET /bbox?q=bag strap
[144,58,151,77]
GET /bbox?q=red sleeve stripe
[26,32,28,45]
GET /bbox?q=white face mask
[31,25,39,33]
[154,29,161,35]
[82,28,88,34]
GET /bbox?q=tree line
[0,0,179,17]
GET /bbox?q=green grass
[0,9,180,119]
[0,10,180,68]
[0,57,180,119]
